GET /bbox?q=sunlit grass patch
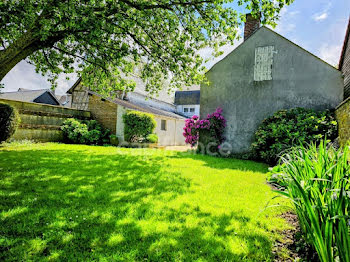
[0,143,289,261]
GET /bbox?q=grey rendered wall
[154,117,186,146]
[200,27,343,153]
[116,106,186,146]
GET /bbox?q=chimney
[244,13,260,41]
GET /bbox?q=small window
[190,108,195,113]
[254,46,274,81]
[161,120,167,131]
[184,108,188,112]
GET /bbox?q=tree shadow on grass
[0,146,275,261]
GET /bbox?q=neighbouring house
[336,16,350,147]
[175,90,200,118]
[339,16,350,100]
[67,79,187,146]
[0,88,61,106]
[200,14,344,153]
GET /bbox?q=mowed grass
[0,143,289,261]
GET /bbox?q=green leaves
[251,108,338,164]
[61,118,110,145]
[0,103,20,142]
[1,0,293,94]
[122,110,156,143]
[275,141,350,262]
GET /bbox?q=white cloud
[199,28,243,70]
[270,7,299,35]
[1,61,77,95]
[318,44,342,66]
[313,12,328,21]
[312,2,332,22]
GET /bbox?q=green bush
[146,133,158,143]
[109,135,119,146]
[122,111,156,143]
[0,103,20,142]
[274,141,350,262]
[251,108,337,164]
[61,118,110,145]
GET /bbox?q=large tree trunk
[0,31,42,81]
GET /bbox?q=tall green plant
[276,141,350,262]
[123,111,156,143]
[0,103,20,142]
[251,108,338,164]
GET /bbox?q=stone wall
[336,98,350,147]
[87,94,118,134]
[0,98,90,142]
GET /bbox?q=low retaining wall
[0,98,90,142]
[336,97,350,147]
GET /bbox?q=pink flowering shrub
[183,108,226,153]
[183,115,210,146]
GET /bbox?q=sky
[1,0,349,95]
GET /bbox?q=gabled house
[175,90,200,117]
[0,88,61,106]
[67,78,188,146]
[339,16,350,100]
[200,14,344,153]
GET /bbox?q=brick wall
[0,98,90,142]
[244,14,260,40]
[336,98,350,147]
[88,93,118,134]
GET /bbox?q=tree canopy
[0,0,293,95]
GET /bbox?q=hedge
[122,111,156,143]
[0,103,20,142]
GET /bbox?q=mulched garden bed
[273,210,318,261]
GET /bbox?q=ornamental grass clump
[275,140,350,262]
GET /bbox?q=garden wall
[87,93,118,134]
[336,97,350,147]
[0,98,90,142]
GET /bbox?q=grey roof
[89,91,187,120]
[174,90,200,105]
[0,89,60,104]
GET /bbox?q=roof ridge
[88,91,186,119]
[207,26,340,74]
[3,89,50,94]
[130,91,175,106]
[262,26,339,71]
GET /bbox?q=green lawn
[0,143,290,261]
